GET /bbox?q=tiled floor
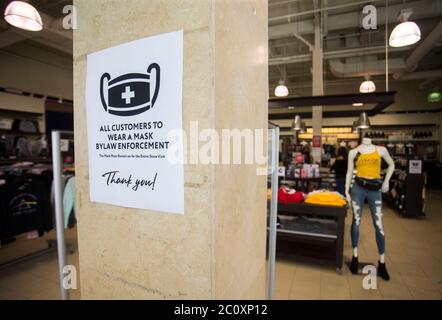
[0,191,441,300]
[273,189,442,300]
[0,228,80,300]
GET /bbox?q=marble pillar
[73,0,268,299]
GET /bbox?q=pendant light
[389,9,421,47]
[359,77,376,93]
[4,1,43,31]
[427,90,441,103]
[357,112,371,129]
[274,80,289,97]
[292,115,302,131]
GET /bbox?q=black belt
[355,176,382,191]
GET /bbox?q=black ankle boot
[378,261,390,281]
[350,256,359,274]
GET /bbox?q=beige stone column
[73,0,268,299]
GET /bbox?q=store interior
[0,0,441,300]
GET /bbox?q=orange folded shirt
[305,192,347,207]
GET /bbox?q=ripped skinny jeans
[350,181,385,255]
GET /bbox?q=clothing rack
[0,164,57,270]
[0,130,75,301]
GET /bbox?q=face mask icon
[100,63,160,116]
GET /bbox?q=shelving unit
[387,157,426,218]
[0,109,43,118]
[0,158,52,165]
[0,109,49,164]
[371,138,438,143]
[363,124,439,158]
[0,129,45,137]
[280,177,322,193]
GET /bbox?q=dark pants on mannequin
[350,181,385,255]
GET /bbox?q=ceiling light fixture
[4,1,43,31]
[389,9,421,47]
[274,80,289,97]
[359,78,376,93]
[357,112,371,129]
[292,115,302,131]
[427,90,441,103]
[352,102,364,107]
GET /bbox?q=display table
[273,202,348,274]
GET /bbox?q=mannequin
[345,137,395,280]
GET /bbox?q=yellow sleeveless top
[356,149,381,179]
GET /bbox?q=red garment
[278,187,304,205]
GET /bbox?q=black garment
[284,216,323,234]
[331,157,347,178]
[12,119,39,133]
[0,136,14,158]
[15,136,33,157]
[0,171,53,241]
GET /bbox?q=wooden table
[273,202,348,274]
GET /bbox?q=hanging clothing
[63,176,76,228]
[386,143,395,155]
[0,171,53,241]
[0,135,14,158]
[50,175,70,213]
[304,190,347,207]
[355,149,381,179]
[283,216,323,234]
[395,143,406,155]
[14,119,39,133]
[405,143,414,156]
[350,181,385,255]
[15,137,33,157]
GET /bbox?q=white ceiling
[268,0,442,98]
[0,0,441,110]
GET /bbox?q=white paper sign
[85,30,184,214]
[60,139,69,152]
[409,160,422,174]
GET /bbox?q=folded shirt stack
[304,189,347,207]
[278,187,305,205]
